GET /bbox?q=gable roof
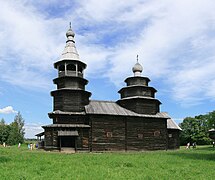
[85,100,169,118]
[167,118,182,130]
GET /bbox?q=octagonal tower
[117,57,161,114]
[50,26,91,115]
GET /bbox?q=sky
[0,0,215,138]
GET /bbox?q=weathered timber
[41,27,181,152]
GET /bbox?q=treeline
[0,112,25,145]
[179,111,215,145]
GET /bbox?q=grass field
[0,145,214,180]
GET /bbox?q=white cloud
[1,0,215,107]
[0,106,17,114]
[75,0,215,106]
[0,1,66,90]
[24,122,44,139]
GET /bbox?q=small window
[67,64,76,71]
[168,134,172,138]
[154,131,160,137]
[137,134,143,139]
[106,132,112,138]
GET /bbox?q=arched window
[59,64,65,72]
[78,66,83,73]
[67,64,76,71]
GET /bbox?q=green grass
[0,145,214,180]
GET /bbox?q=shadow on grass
[168,147,215,161]
[0,156,11,163]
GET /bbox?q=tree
[14,111,25,141]
[179,114,212,145]
[180,117,196,145]
[206,111,215,129]
[0,113,25,145]
[7,121,20,145]
[0,118,5,125]
[6,112,25,145]
[0,118,10,144]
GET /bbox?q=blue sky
[0,0,215,138]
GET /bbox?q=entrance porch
[58,130,79,152]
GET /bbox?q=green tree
[0,118,10,144]
[6,112,25,145]
[7,122,20,145]
[0,118,5,125]
[179,114,211,145]
[180,117,195,145]
[206,111,215,129]
[14,111,25,141]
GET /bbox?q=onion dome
[132,62,143,73]
[132,55,143,77]
[66,22,75,42]
[66,27,75,37]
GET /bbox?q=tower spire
[60,24,80,60]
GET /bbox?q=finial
[132,55,143,77]
[66,22,75,38]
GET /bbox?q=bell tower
[117,56,161,114]
[50,25,91,114]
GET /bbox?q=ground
[0,145,214,179]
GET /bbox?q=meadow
[0,145,214,180]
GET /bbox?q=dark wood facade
[167,129,180,149]
[89,115,166,151]
[42,113,169,152]
[39,27,181,152]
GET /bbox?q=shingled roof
[85,100,169,118]
[85,100,181,130]
[167,118,182,130]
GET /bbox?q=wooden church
[36,26,181,152]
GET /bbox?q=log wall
[90,115,167,151]
[118,99,160,114]
[44,115,175,151]
[52,90,90,112]
[126,117,167,150]
[167,129,180,149]
[90,115,126,151]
